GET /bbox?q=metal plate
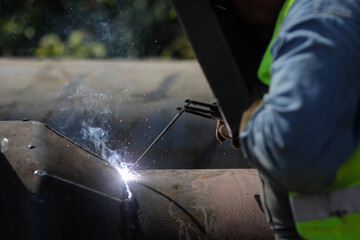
[171,0,249,138]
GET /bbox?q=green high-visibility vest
[258,0,360,239]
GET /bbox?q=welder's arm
[240,12,360,194]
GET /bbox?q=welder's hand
[215,99,263,149]
[216,121,241,149]
[239,99,263,132]
[216,120,230,143]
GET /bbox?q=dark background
[0,0,194,58]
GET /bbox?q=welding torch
[128,99,222,173]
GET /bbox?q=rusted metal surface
[131,169,273,239]
[0,120,127,240]
[0,120,273,239]
[0,120,125,196]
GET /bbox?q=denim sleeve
[240,4,360,194]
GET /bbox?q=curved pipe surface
[129,169,273,239]
[0,120,273,239]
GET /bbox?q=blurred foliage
[0,0,194,59]
[35,30,107,58]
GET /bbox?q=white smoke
[52,76,136,198]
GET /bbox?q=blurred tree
[0,0,194,59]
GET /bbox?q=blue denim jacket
[240,0,360,194]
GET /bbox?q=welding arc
[128,108,186,173]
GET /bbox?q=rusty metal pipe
[130,169,273,239]
[0,121,273,239]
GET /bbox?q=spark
[116,165,138,182]
[115,165,138,199]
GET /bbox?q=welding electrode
[128,107,187,173]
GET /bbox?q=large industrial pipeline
[0,120,273,239]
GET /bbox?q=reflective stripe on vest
[289,185,360,222]
[290,144,360,223]
[291,144,360,240]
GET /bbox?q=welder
[216,0,360,239]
